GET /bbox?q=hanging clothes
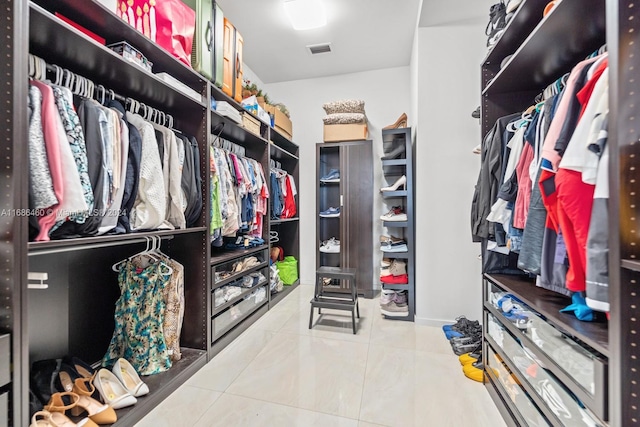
[102,257,172,375]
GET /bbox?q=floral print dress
[102,256,172,375]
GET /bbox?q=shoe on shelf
[381,258,392,268]
[45,391,116,425]
[380,206,407,222]
[380,243,408,253]
[380,289,397,306]
[381,144,406,160]
[61,356,96,381]
[381,274,408,284]
[381,301,409,317]
[389,260,407,276]
[320,169,340,182]
[462,363,484,382]
[95,368,137,410]
[383,112,408,130]
[31,409,98,427]
[380,235,405,246]
[112,358,149,398]
[319,237,340,253]
[319,207,340,218]
[380,175,407,192]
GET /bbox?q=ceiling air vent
[308,43,332,55]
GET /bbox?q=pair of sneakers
[380,289,409,317]
[319,237,340,253]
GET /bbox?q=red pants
[555,169,595,292]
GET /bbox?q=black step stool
[310,266,360,334]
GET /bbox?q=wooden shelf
[29,3,207,121]
[270,143,299,161]
[622,259,640,272]
[210,109,269,154]
[482,0,549,71]
[28,227,206,255]
[32,0,206,91]
[270,128,299,156]
[381,159,407,167]
[485,274,609,356]
[271,218,300,224]
[110,348,207,427]
[482,0,605,95]
[210,244,270,265]
[381,190,408,198]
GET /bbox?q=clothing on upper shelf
[209,145,269,245]
[26,77,202,241]
[471,52,610,314]
[270,169,297,220]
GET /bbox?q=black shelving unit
[317,141,374,298]
[380,128,415,321]
[480,1,640,425]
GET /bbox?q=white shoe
[95,368,138,410]
[380,175,407,192]
[380,206,407,222]
[113,358,150,397]
[319,237,340,253]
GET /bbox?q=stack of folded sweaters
[322,99,367,125]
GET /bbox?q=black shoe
[381,144,406,160]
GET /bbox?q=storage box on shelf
[209,245,271,356]
[323,123,368,143]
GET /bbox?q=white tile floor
[135,285,507,427]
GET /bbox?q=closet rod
[28,235,175,257]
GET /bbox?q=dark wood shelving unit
[482,0,549,71]
[483,0,606,96]
[479,1,640,425]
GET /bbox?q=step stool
[310,266,360,334]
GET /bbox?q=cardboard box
[264,104,293,140]
[242,112,262,136]
[323,124,368,142]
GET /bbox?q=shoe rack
[380,128,415,321]
[316,141,374,298]
[478,0,640,425]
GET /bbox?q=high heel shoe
[383,112,408,130]
[112,358,149,397]
[62,356,96,380]
[380,175,407,192]
[52,367,117,425]
[44,393,104,426]
[381,144,406,160]
[95,368,137,409]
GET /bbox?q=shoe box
[323,123,368,142]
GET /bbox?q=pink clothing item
[513,143,534,229]
[556,169,595,292]
[540,56,600,172]
[31,80,64,241]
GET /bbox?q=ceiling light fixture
[284,0,327,31]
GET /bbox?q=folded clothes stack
[322,99,367,125]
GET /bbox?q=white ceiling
[216,0,422,84]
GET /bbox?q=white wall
[413,23,488,326]
[264,67,412,286]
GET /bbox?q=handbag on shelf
[116,0,196,67]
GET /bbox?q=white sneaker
[319,237,340,253]
[380,206,407,222]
